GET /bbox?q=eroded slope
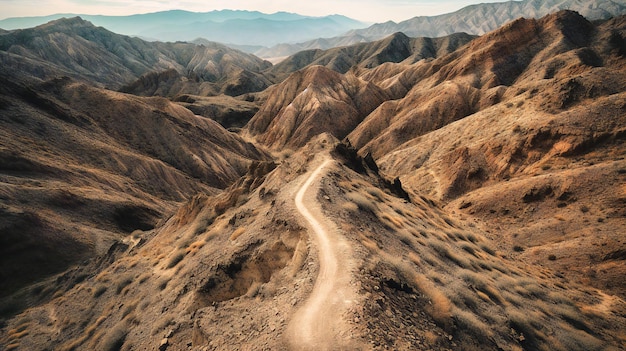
[0,68,269,315]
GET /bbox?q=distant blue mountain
[0,10,367,46]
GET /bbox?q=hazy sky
[0,0,515,22]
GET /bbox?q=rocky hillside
[0,65,269,316]
[0,17,272,95]
[0,10,367,47]
[349,0,626,41]
[245,65,388,149]
[1,135,624,350]
[0,9,625,351]
[254,0,626,59]
[247,10,626,303]
[266,32,475,81]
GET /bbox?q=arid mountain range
[1,7,625,351]
[2,0,625,60]
[0,17,273,96]
[0,10,366,47]
[256,0,626,59]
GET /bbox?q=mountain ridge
[0,7,625,351]
[0,16,272,96]
[254,0,626,58]
[0,10,367,47]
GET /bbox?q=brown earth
[0,9,625,351]
[0,67,269,315]
[1,136,624,351]
[245,65,388,149]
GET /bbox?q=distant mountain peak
[39,16,94,29]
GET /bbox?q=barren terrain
[1,8,625,351]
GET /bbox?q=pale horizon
[0,0,518,23]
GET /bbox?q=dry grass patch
[451,307,494,341]
[185,240,206,256]
[380,212,405,229]
[6,322,30,343]
[359,232,380,251]
[115,275,134,295]
[166,249,186,269]
[428,241,471,269]
[99,321,128,351]
[346,191,378,214]
[229,227,246,241]
[340,200,359,213]
[59,315,107,351]
[365,186,386,202]
[93,285,108,298]
[414,274,453,329]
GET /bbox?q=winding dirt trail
[286,158,359,350]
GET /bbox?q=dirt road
[286,158,360,350]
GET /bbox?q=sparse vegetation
[166,250,186,269]
[1,8,625,351]
[229,227,246,241]
[115,277,133,295]
[346,191,377,214]
[157,277,170,291]
[93,285,108,298]
[101,322,128,351]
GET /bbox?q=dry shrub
[100,321,128,351]
[288,238,308,277]
[476,290,492,303]
[166,250,186,269]
[122,301,138,319]
[186,240,206,256]
[429,241,471,268]
[461,271,504,305]
[346,191,377,214]
[93,285,108,298]
[380,212,405,229]
[452,307,493,340]
[60,315,107,350]
[362,239,379,251]
[480,244,496,256]
[556,321,604,350]
[340,200,359,213]
[115,276,133,295]
[397,232,418,249]
[506,308,546,349]
[229,227,246,241]
[6,324,29,342]
[451,285,482,311]
[466,233,479,243]
[552,304,590,332]
[95,271,110,283]
[137,273,150,284]
[414,274,453,329]
[500,290,525,307]
[460,243,478,257]
[365,187,386,201]
[157,277,170,291]
[408,252,421,266]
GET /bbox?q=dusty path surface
[286,158,360,350]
